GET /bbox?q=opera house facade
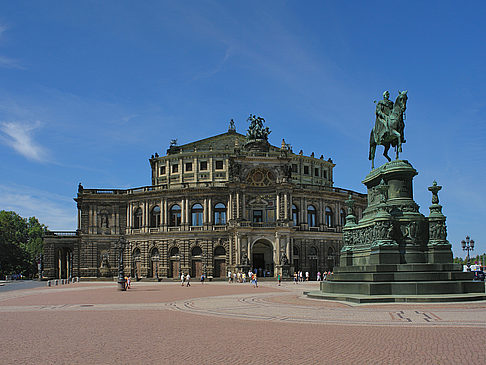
[43,117,366,280]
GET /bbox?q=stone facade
[43,120,366,280]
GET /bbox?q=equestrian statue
[369,90,408,169]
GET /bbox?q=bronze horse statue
[369,90,408,169]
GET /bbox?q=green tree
[0,211,47,278]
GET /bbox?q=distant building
[43,117,366,280]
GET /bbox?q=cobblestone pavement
[1,281,486,364]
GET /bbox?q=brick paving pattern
[1,281,485,364]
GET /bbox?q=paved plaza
[1,280,486,364]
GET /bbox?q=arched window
[293,246,299,257]
[169,204,181,227]
[292,204,299,226]
[169,247,179,256]
[309,246,318,256]
[134,208,143,228]
[325,206,333,227]
[133,248,141,260]
[150,206,161,227]
[307,205,317,227]
[191,203,203,226]
[150,248,160,259]
[191,246,202,256]
[214,203,226,225]
[214,246,226,256]
[340,208,346,226]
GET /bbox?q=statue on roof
[246,114,271,141]
[228,119,236,132]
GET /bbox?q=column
[181,198,185,225]
[275,233,280,265]
[115,207,119,234]
[236,234,241,264]
[276,193,280,221]
[242,192,246,220]
[185,199,189,226]
[111,210,115,234]
[208,197,212,224]
[127,204,131,229]
[284,193,288,220]
[228,194,232,220]
[88,205,92,234]
[236,192,240,219]
[203,198,208,226]
[164,199,168,228]
[93,206,97,232]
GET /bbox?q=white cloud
[0,55,25,69]
[0,24,25,69]
[0,184,76,231]
[0,120,49,162]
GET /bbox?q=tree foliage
[0,210,47,277]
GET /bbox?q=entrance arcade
[251,240,274,277]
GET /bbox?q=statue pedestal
[308,160,486,303]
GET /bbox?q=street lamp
[202,251,207,277]
[178,254,184,278]
[116,238,127,290]
[461,236,475,271]
[69,251,73,281]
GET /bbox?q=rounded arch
[325,206,333,227]
[340,208,346,226]
[132,247,141,260]
[150,247,160,259]
[309,246,318,256]
[169,246,179,257]
[292,204,299,226]
[214,246,226,256]
[134,208,143,228]
[150,206,161,227]
[307,204,317,227]
[191,203,203,226]
[169,204,181,227]
[293,245,299,256]
[191,246,202,256]
[214,203,226,225]
[251,238,274,277]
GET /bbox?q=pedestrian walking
[293,272,297,284]
[186,273,191,287]
[228,270,232,283]
[200,273,205,284]
[305,271,309,281]
[277,273,281,286]
[181,272,185,286]
[317,271,321,281]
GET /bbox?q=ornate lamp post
[461,236,475,271]
[202,251,208,277]
[116,238,127,291]
[178,254,184,278]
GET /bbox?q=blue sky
[0,1,485,258]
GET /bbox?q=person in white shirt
[186,273,191,287]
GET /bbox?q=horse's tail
[369,129,375,161]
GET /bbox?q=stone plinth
[308,160,486,303]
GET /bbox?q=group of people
[123,275,131,290]
[226,270,263,287]
[180,273,191,287]
[293,270,333,283]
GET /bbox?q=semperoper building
[43,116,366,280]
